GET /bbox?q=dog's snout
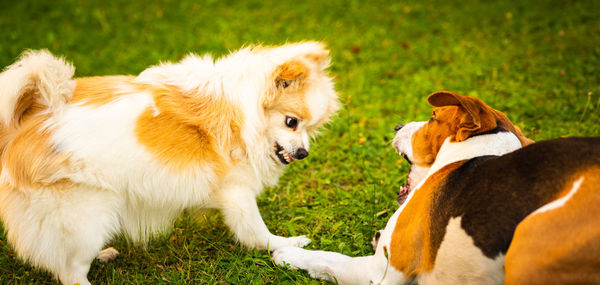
[395,124,405,132]
[295,148,309,160]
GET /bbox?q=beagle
[272,91,600,284]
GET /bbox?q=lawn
[0,0,598,283]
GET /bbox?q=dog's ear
[273,42,330,86]
[303,47,330,70]
[266,43,329,99]
[290,41,330,70]
[274,59,306,89]
[428,91,534,145]
[263,42,333,110]
[428,91,498,142]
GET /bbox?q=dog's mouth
[398,169,412,205]
[400,153,412,165]
[397,152,413,205]
[274,143,294,165]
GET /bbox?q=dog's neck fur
[415,131,522,191]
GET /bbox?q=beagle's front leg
[273,208,409,284]
[272,246,403,285]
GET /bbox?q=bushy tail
[0,50,75,127]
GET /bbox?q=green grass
[0,0,599,283]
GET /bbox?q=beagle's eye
[429,111,436,122]
[285,116,298,129]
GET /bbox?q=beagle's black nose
[394,124,405,132]
[295,148,309,160]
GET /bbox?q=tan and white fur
[273,91,535,284]
[0,42,339,284]
[274,91,599,284]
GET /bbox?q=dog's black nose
[394,124,405,132]
[295,148,309,160]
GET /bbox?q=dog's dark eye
[285,116,298,129]
[278,79,291,89]
[429,111,436,122]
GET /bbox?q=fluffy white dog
[0,42,339,284]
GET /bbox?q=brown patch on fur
[389,161,466,277]
[72,76,136,107]
[265,60,312,122]
[505,166,600,285]
[135,84,244,173]
[72,75,245,172]
[428,91,533,146]
[411,106,461,167]
[1,114,72,189]
[411,91,534,167]
[276,60,306,80]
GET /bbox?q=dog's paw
[272,247,333,281]
[96,247,119,263]
[268,235,311,250]
[272,246,305,269]
[288,235,311,248]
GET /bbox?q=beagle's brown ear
[427,90,462,107]
[428,90,535,145]
[428,91,498,142]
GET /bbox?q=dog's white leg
[54,190,120,285]
[273,247,402,285]
[216,185,310,250]
[58,260,93,285]
[0,186,120,285]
